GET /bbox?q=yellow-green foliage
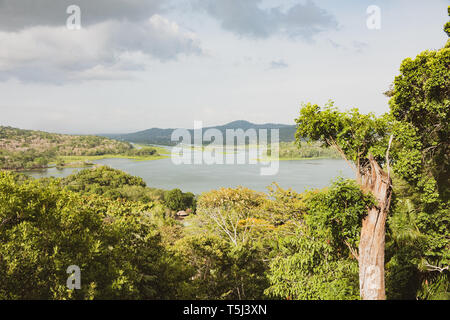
[0,171,190,299]
[197,186,267,211]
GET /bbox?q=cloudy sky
[0,0,448,133]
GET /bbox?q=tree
[387,25,449,201]
[164,189,196,212]
[294,8,450,299]
[61,166,159,203]
[182,187,296,299]
[266,179,371,300]
[295,102,393,299]
[175,234,268,300]
[383,8,450,298]
[193,187,269,246]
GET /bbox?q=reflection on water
[25,157,355,194]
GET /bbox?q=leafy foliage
[305,178,374,253]
[266,179,369,300]
[163,188,196,212]
[382,15,450,299]
[295,101,391,169]
[387,41,449,200]
[0,171,190,299]
[61,166,176,205]
[266,234,360,300]
[175,234,268,300]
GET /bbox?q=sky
[0,0,448,134]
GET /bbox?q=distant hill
[0,126,133,170]
[104,120,297,146]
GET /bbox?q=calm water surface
[26,156,355,194]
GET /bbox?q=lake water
[26,156,355,195]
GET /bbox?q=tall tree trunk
[358,154,392,300]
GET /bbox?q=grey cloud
[269,59,288,69]
[194,0,338,39]
[0,17,202,83]
[0,0,164,31]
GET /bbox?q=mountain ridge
[103,120,297,146]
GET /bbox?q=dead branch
[344,239,359,260]
[425,262,449,273]
[325,137,358,176]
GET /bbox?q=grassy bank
[58,153,169,164]
[52,145,170,167]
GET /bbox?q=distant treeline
[269,141,340,159]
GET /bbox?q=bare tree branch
[344,239,359,261]
[425,262,449,273]
[386,134,394,184]
[325,137,358,176]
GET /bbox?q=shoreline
[2,153,170,172]
[258,156,341,161]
